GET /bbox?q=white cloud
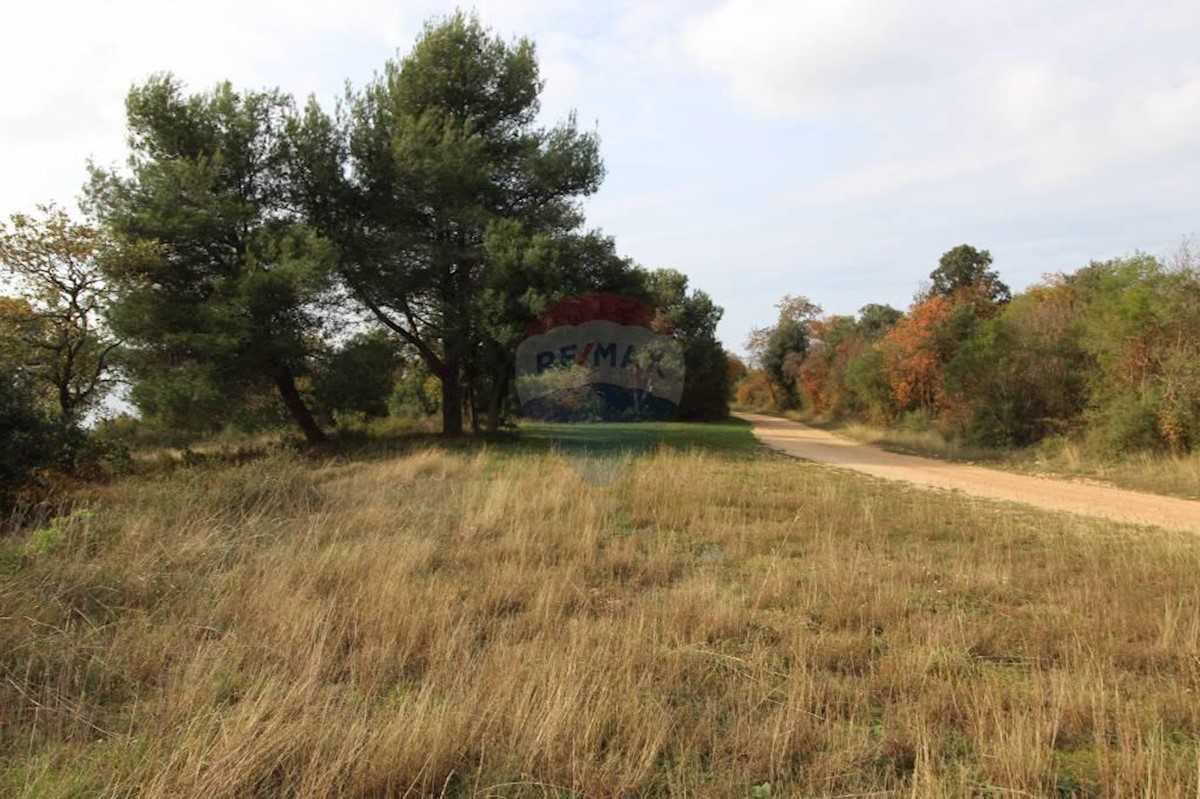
[3,0,1197,349]
[681,0,935,116]
[792,149,1003,207]
[0,0,427,215]
[987,62,1200,185]
[0,0,683,217]
[681,0,1200,195]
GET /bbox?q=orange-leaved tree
[879,294,956,415]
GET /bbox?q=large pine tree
[89,77,332,442]
[293,13,604,434]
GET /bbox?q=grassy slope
[2,422,1199,796]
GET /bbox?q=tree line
[1,12,730,503]
[737,243,1200,455]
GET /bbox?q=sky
[3,0,1199,352]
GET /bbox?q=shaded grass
[519,418,761,457]
[119,420,760,480]
[2,430,1199,796]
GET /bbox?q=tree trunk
[440,363,464,436]
[273,366,326,445]
[57,382,75,424]
[486,368,510,433]
[469,382,480,435]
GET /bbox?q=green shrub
[0,372,60,507]
[1087,394,1163,456]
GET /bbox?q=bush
[843,347,894,423]
[71,431,134,481]
[677,335,730,420]
[312,332,404,422]
[734,371,776,410]
[0,372,60,507]
[1087,394,1163,456]
[389,366,441,417]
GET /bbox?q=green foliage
[127,361,235,434]
[0,206,120,424]
[92,412,194,451]
[89,75,332,443]
[298,11,604,435]
[943,284,1088,447]
[790,304,905,421]
[764,246,1200,456]
[55,13,728,447]
[842,346,894,422]
[390,363,442,418]
[1070,254,1200,453]
[0,510,94,576]
[473,223,647,429]
[1089,393,1163,455]
[1156,345,1200,451]
[311,331,405,421]
[748,295,821,408]
[71,428,135,481]
[928,244,1011,304]
[856,303,902,339]
[640,268,729,420]
[0,371,60,507]
[26,511,89,558]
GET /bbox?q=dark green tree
[88,76,333,443]
[1070,254,1200,452]
[928,244,1011,304]
[640,268,729,419]
[474,223,644,430]
[297,12,603,435]
[942,297,1082,447]
[311,330,406,422]
[856,303,903,339]
[309,326,408,419]
[0,370,60,508]
[0,307,63,503]
[843,346,894,421]
[748,295,821,407]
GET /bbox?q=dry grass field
[2,422,1199,797]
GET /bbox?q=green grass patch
[518,418,762,457]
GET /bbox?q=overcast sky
[3,0,1198,351]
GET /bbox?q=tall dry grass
[1025,439,1200,500]
[795,413,1200,500]
[2,441,1199,796]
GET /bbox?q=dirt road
[738,412,1200,533]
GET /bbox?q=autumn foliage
[734,370,776,410]
[759,245,1200,454]
[879,294,955,414]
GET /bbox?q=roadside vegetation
[784,413,1200,501]
[3,423,1199,796]
[734,243,1200,499]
